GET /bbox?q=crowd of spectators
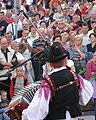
[0,0,96,119]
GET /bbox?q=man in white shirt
[80,22,91,46]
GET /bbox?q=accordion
[5,81,41,120]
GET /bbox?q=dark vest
[44,69,82,120]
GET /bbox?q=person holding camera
[25,27,51,81]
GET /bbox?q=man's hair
[89,33,96,38]
[35,13,41,18]
[6,32,13,35]
[39,20,46,26]
[82,22,88,27]
[53,34,62,42]
[51,58,66,68]
[0,90,7,95]
[0,11,4,15]
[61,32,69,38]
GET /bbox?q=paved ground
[79,111,95,120]
[0,114,95,120]
[79,115,95,120]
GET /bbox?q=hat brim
[46,53,67,63]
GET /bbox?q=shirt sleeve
[22,83,51,120]
[0,63,5,70]
[32,40,36,48]
[69,47,74,60]
[86,60,93,80]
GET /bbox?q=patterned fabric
[14,77,24,94]
[10,76,28,98]
[70,45,87,68]
[32,38,50,49]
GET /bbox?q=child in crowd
[0,90,9,109]
[10,66,28,99]
[0,90,10,120]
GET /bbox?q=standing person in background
[80,22,91,46]
[0,38,18,101]
[0,11,8,36]
[82,1,92,17]
[46,27,54,45]
[26,27,50,81]
[11,41,25,65]
[5,10,14,24]
[28,25,39,46]
[87,20,96,36]
[87,12,96,31]
[6,17,22,40]
[4,32,13,47]
[87,33,96,53]
[20,0,27,13]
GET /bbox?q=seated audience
[70,35,87,71]
[87,33,96,53]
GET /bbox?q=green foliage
[79,68,86,78]
[93,74,96,79]
[75,66,86,78]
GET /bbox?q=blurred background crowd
[0,0,96,119]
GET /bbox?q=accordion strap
[44,75,56,96]
[70,71,79,86]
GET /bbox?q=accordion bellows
[5,81,41,120]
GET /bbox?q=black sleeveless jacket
[44,68,82,120]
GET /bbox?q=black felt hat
[46,42,67,62]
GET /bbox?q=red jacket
[10,76,28,98]
[82,6,88,15]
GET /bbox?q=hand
[73,58,79,61]
[1,61,12,67]
[62,18,67,23]
[0,26,5,31]
[4,66,11,69]
[21,38,27,43]
[24,38,27,43]
[11,58,16,62]
[37,47,44,51]
[1,61,10,66]
[92,72,94,75]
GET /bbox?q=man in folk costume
[22,43,82,120]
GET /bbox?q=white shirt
[20,5,27,13]
[15,38,22,43]
[67,59,74,68]
[80,33,91,46]
[26,0,33,5]
[74,3,80,12]
[6,23,22,39]
[16,52,25,61]
[88,29,94,36]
